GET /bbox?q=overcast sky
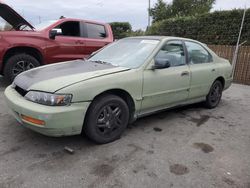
[3,0,250,30]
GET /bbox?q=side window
[86,23,107,39]
[155,41,186,67]
[54,21,80,37]
[185,41,212,64]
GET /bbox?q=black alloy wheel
[84,94,129,144]
[205,80,223,109]
[4,54,40,83]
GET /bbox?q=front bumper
[4,86,90,137]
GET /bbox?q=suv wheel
[84,94,129,144]
[4,54,40,83]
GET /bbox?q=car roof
[58,18,109,26]
[126,36,203,43]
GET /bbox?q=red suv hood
[0,1,34,29]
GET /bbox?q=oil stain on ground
[153,127,162,132]
[222,177,236,186]
[169,164,189,175]
[193,143,214,153]
[91,164,115,178]
[189,115,210,127]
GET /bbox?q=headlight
[25,91,72,106]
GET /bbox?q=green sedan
[4,36,233,144]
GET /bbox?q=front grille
[15,85,28,96]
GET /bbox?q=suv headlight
[25,91,72,106]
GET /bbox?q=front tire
[84,95,129,144]
[205,80,223,109]
[4,54,40,83]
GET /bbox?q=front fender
[58,69,143,111]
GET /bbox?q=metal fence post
[232,7,247,79]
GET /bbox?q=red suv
[0,2,113,82]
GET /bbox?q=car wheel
[4,54,40,83]
[205,80,223,109]
[84,94,129,144]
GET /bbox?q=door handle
[76,40,84,45]
[181,71,189,76]
[211,69,216,72]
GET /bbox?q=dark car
[0,1,114,82]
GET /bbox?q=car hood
[14,60,130,93]
[0,2,34,30]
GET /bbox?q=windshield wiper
[91,60,111,65]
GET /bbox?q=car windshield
[0,17,12,31]
[35,20,57,30]
[89,38,160,69]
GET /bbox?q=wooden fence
[208,45,250,85]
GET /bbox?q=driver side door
[141,40,191,114]
[45,21,85,64]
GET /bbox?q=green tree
[150,0,216,22]
[149,0,173,23]
[130,29,145,37]
[172,0,216,17]
[110,22,132,39]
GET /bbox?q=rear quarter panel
[206,45,233,90]
[214,57,233,90]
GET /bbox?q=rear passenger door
[81,22,110,57]
[185,41,217,99]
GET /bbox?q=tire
[3,54,40,83]
[205,80,223,109]
[84,94,129,144]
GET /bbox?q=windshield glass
[89,38,160,69]
[0,17,12,31]
[35,20,57,30]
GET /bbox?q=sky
[3,0,250,30]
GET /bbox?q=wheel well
[2,47,43,73]
[92,89,136,123]
[215,77,225,89]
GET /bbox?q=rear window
[86,23,106,39]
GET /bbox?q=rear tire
[3,54,40,83]
[205,80,223,109]
[84,94,129,144]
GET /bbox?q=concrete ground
[0,77,250,188]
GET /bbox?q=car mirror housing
[49,30,58,40]
[152,59,171,70]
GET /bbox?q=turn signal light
[21,115,45,126]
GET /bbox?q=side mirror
[49,30,58,40]
[99,32,107,38]
[152,59,171,70]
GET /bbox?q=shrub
[146,9,250,45]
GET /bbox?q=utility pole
[232,7,247,78]
[148,0,151,28]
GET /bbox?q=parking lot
[0,77,250,188]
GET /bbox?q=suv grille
[15,86,28,97]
